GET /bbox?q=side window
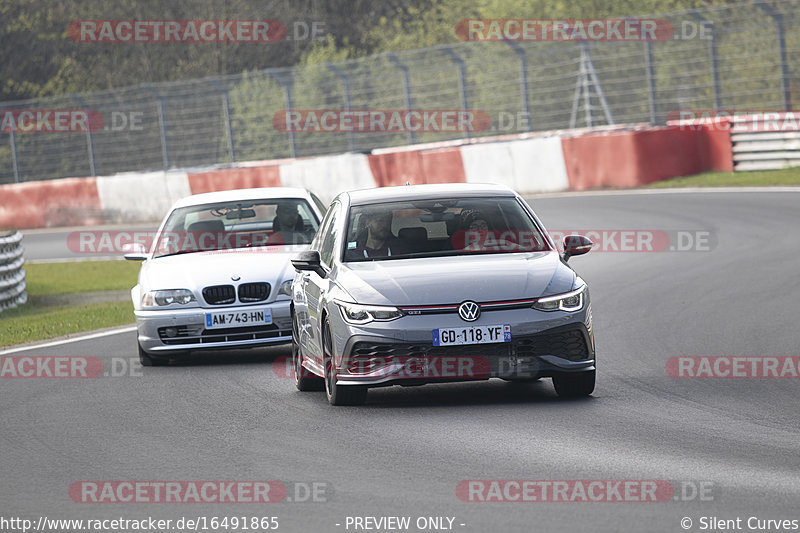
[317,202,341,267]
[312,205,334,251]
[310,192,328,217]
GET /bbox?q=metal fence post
[68,95,97,176]
[208,79,236,163]
[441,47,470,138]
[386,53,416,145]
[9,130,21,183]
[504,41,531,132]
[326,63,355,152]
[268,70,297,159]
[689,10,722,110]
[142,84,171,169]
[757,2,791,111]
[0,105,22,182]
[645,41,658,125]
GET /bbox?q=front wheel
[323,320,367,406]
[138,342,168,367]
[552,370,595,397]
[293,314,323,391]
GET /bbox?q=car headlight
[277,279,293,298]
[532,286,585,312]
[336,301,403,324]
[141,289,196,307]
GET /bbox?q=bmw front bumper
[135,301,293,353]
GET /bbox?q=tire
[323,319,367,406]
[293,314,323,391]
[138,342,168,367]
[552,370,595,398]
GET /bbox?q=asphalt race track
[2,190,799,533]
[22,223,157,262]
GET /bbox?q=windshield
[152,198,319,258]
[342,197,550,262]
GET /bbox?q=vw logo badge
[458,301,480,322]
[231,275,241,281]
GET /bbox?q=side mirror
[563,235,593,262]
[122,242,148,261]
[291,250,327,278]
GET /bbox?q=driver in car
[272,201,310,245]
[347,209,408,259]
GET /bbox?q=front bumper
[135,301,292,353]
[328,305,595,387]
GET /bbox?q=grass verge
[646,167,800,188]
[1,261,139,347]
[24,260,141,296]
[1,301,134,347]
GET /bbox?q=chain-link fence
[2,0,799,184]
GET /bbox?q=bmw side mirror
[563,235,593,262]
[291,250,327,278]
[122,242,148,261]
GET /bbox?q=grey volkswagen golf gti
[290,183,595,405]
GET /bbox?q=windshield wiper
[154,249,205,258]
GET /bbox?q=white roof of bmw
[172,187,313,209]
[343,183,517,205]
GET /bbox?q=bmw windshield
[343,197,551,262]
[153,199,319,258]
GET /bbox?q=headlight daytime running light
[336,301,403,324]
[532,285,586,312]
[142,289,196,307]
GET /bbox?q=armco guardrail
[731,113,800,171]
[0,230,27,313]
[0,0,798,184]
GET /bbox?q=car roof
[172,187,314,209]
[342,183,518,206]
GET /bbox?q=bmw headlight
[142,289,196,307]
[336,301,403,324]
[277,279,293,298]
[532,286,585,312]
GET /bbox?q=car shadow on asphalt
[362,380,597,408]
[152,345,289,367]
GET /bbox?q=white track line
[26,257,125,264]
[526,186,800,199]
[0,326,137,355]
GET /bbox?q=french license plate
[205,308,272,329]
[432,324,511,346]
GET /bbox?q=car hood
[335,252,576,306]
[140,246,303,293]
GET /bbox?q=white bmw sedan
[126,187,326,366]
